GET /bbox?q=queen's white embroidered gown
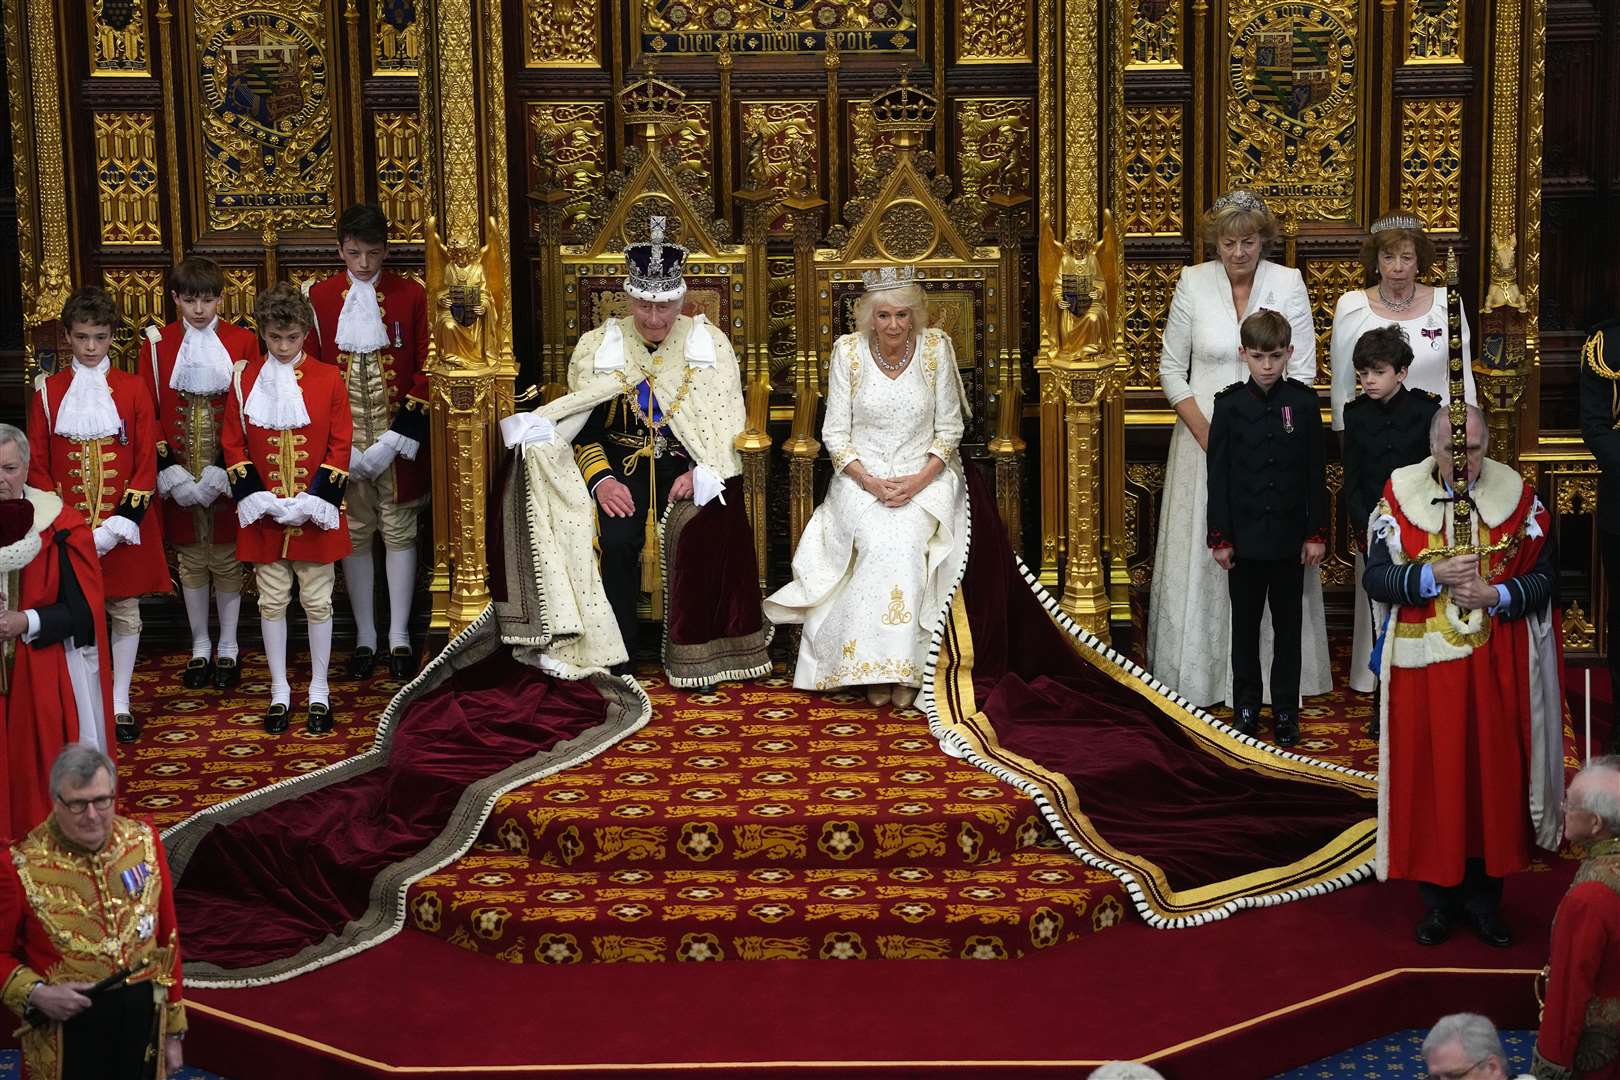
[765,328,968,690]
[1146,258,1333,708]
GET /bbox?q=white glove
[270,497,311,527]
[194,465,230,505]
[348,445,366,476]
[100,515,141,547]
[691,464,727,508]
[377,429,420,462]
[93,525,117,556]
[291,492,339,530]
[170,479,201,508]
[236,490,280,527]
[499,412,556,449]
[357,440,398,480]
[157,463,192,500]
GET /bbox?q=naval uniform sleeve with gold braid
[573,398,614,492]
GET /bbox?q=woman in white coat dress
[1328,212,1475,698]
[1146,190,1333,709]
[764,266,969,710]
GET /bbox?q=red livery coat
[0,816,187,1077]
[27,367,172,599]
[303,270,430,502]
[221,356,353,565]
[1535,842,1620,1079]
[138,319,261,545]
[0,491,113,843]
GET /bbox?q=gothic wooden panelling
[187,2,339,235]
[93,112,163,246]
[1120,105,1183,237]
[1222,0,1361,222]
[738,100,820,234]
[1303,258,1363,382]
[670,101,715,198]
[955,97,1034,232]
[1399,98,1464,233]
[527,0,601,67]
[220,266,259,329]
[527,102,609,242]
[1404,0,1463,65]
[90,0,149,75]
[374,111,426,243]
[374,0,421,74]
[100,268,164,371]
[1128,0,1180,68]
[635,0,918,56]
[958,0,1033,63]
[1121,260,1177,389]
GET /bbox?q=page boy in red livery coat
[27,288,169,745]
[139,255,260,692]
[223,284,352,736]
[303,203,429,683]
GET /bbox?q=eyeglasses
[1425,1057,1490,1080]
[55,794,114,815]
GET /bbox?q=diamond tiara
[1211,189,1267,215]
[1371,211,1425,234]
[860,265,918,293]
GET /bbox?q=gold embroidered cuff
[830,448,856,473]
[123,489,154,508]
[928,440,956,463]
[2,965,43,1017]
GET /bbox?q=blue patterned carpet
[1272,1029,1537,1078]
[0,1052,222,1078]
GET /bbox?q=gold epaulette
[1586,329,1620,380]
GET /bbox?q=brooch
[1421,326,1443,346]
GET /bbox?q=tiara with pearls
[1371,211,1425,234]
[860,265,918,292]
[1211,189,1267,215]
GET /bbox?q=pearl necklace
[871,333,915,373]
[1377,283,1418,314]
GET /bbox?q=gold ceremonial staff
[1417,248,1515,565]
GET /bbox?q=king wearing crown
[499,219,771,684]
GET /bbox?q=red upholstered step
[407,846,1132,963]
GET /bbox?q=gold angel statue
[425,215,508,371]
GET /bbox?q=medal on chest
[1281,405,1294,434]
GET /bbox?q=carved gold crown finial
[860,264,918,292]
[619,63,687,133]
[870,65,937,139]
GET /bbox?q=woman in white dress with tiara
[765,266,969,709]
[1329,211,1475,700]
[1146,190,1333,710]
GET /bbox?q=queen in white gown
[764,270,968,710]
[1328,213,1475,697]
[1146,191,1333,709]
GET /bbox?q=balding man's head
[1566,755,1620,845]
[1431,404,1488,485]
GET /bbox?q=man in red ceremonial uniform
[304,203,429,682]
[1366,404,1563,947]
[1,746,187,1078]
[0,424,112,842]
[225,284,352,735]
[140,256,260,691]
[1533,756,1620,1080]
[28,288,170,745]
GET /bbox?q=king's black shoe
[1465,910,1513,948]
[1415,908,1454,946]
[388,645,415,680]
[346,645,377,680]
[1231,707,1261,737]
[181,657,212,689]
[1274,709,1301,748]
[264,703,290,735]
[115,712,140,744]
[212,655,241,690]
[306,701,334,735]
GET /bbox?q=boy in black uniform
[1580,316,1620,752]
[1342,325,1440,738]
[1207,309,1326,747]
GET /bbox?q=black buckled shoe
[212,655,241,690]
[1465,910,1513,949]
[181,657,212,689]
[1274,710,1301,748]
[1415,908,1454,946]
[388,645,415,681]
[306,701,334,735]
[1367,715,1381,741]
[345,646,377,680]
[264,703,290,735]
[1231,707,1261,737]
[115,712,140,744]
